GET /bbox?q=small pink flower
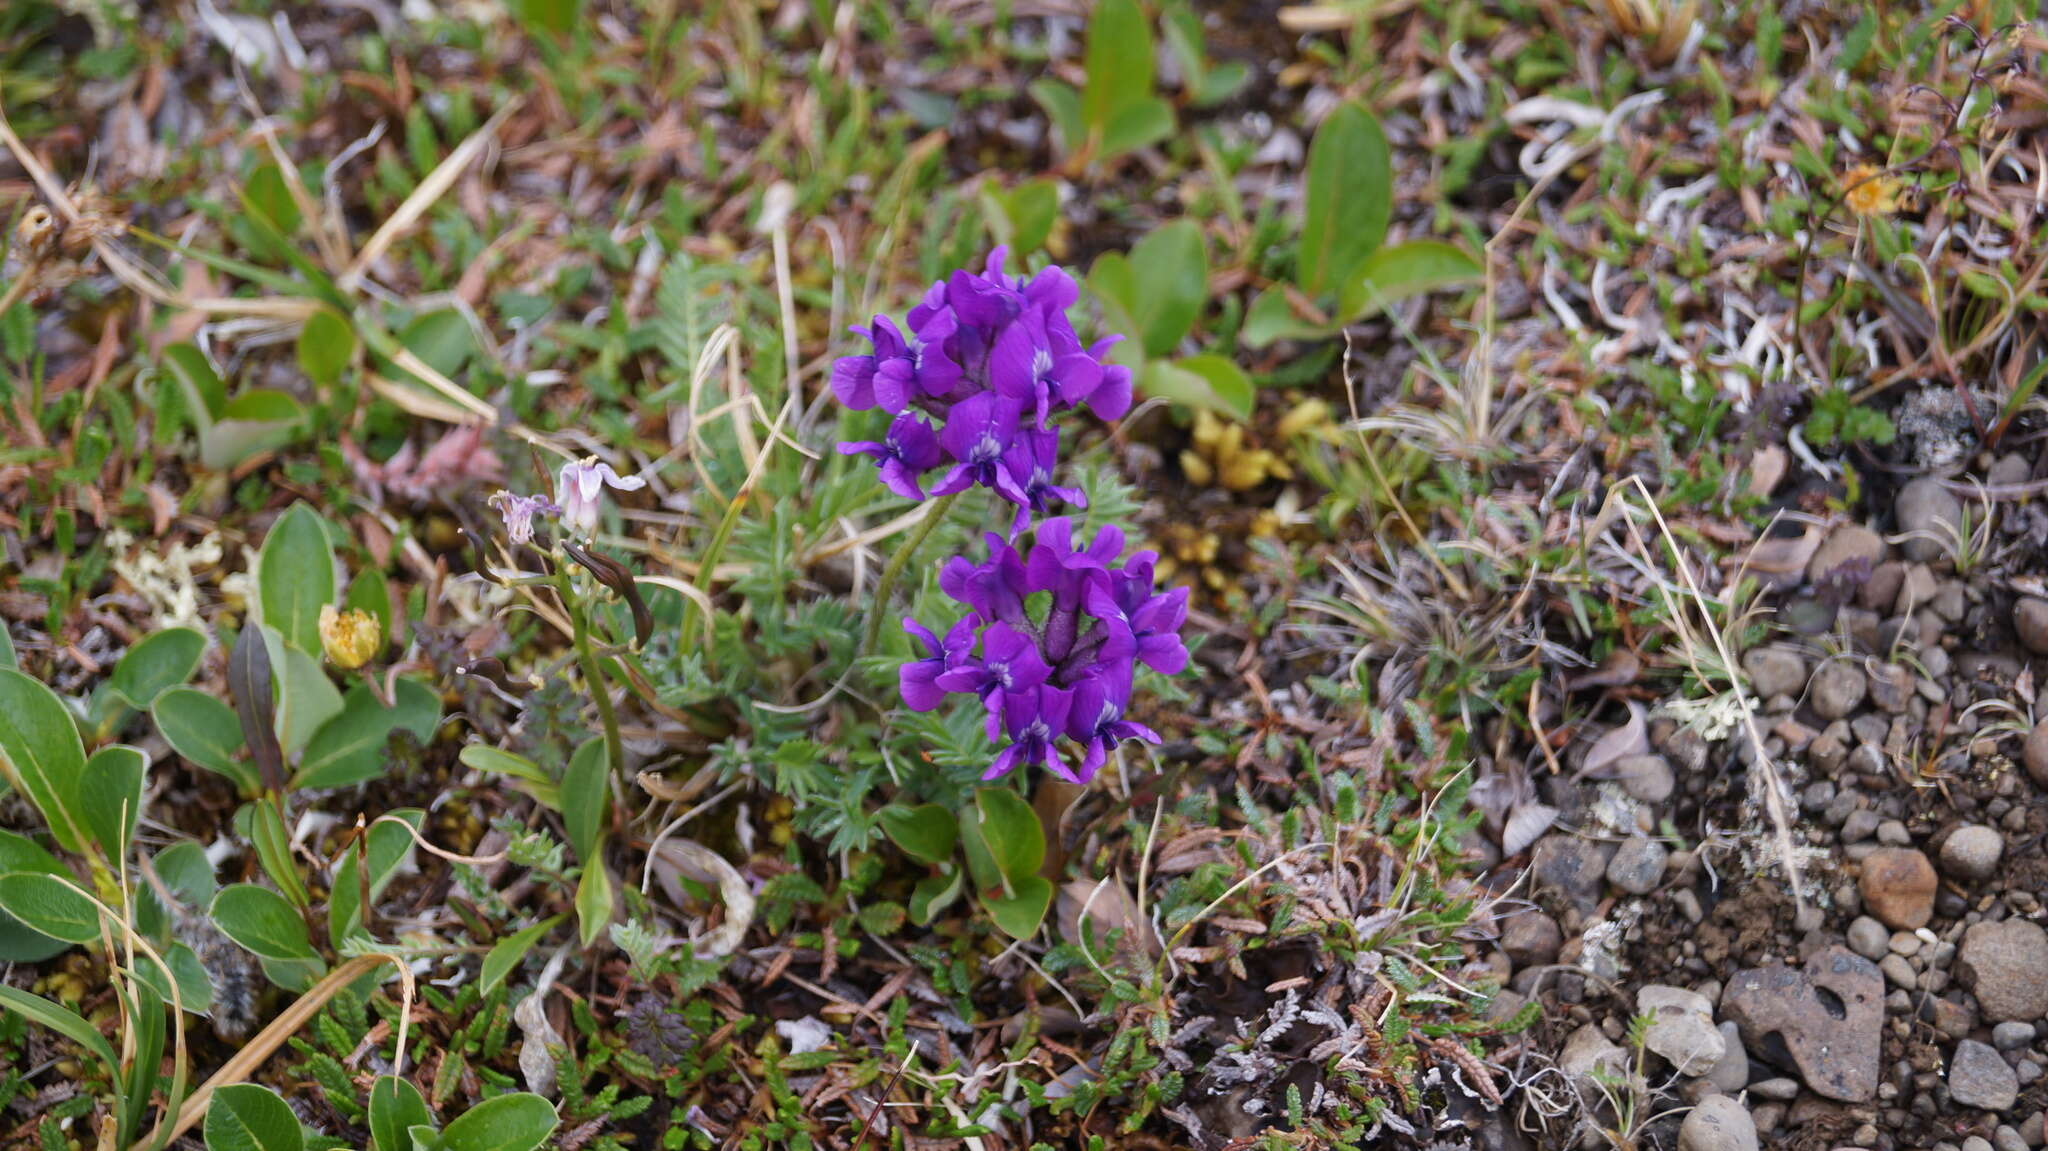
[556,457,646,538]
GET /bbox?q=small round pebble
[2019,597,2048,655]
[1608,836,1669,895]
[1810,660,1869,719]
[1941,825,2005,882]
[1848,916,1890,961]
[1993,1022,2036,1052]
[1860,847,1939,930]
[2026,720,2048,790]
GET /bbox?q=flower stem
[861,492,960,655]
[563,573,625,779]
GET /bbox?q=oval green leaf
[0,669,91,854]
[109,627,206,708]
[204,1083,305,1151]
[257,504,336,655]
[0,873,101,943]
[210,883,317,961]
[153,687,256,793]
[1299,101,1392,298]
[438,1093,558,1151]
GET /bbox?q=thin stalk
[563,573,625,779]
[861,491,960,655]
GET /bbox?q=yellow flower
[1842,165,1902,217]
[318,605,381,669]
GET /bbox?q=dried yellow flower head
[318,605,381,669]
[1842,165,1902,217]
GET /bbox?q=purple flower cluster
[900,518,1188,783]
[833,247,1130,533]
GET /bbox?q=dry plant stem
[860,491,960,655]
[136,955,410,1151]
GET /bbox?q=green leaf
[153,840,218,909]
[508,0,579,40]
[1089,220,1207,358]
[391,677,442,744]
[272,634,343,758]
[980,178,1060,256]
[204,1084,304,1151]
[210,884,318,961]
[164,343,227,421]
[1100,97,1176,159]
[294,685,401,790]
[981,875,1054,940]
[480,915,564,995]
[437,1093,558,1151]
[561,737,608,865]
[1240,288,1337,349]
[575,854,614,947]
[153,687,257,793]
[1027,79,1084,156]
[243,163,303,239]
[908,869,962,926]
[329,809,423,948]
[968,787,1043,885]
[0,831,73,960]
[109,627,205,708]
[80,744,147,862]
[879,805,958,866]
[0,627,15,670]
[399,310,475,380]
[1081,0,1156,147]
[246,799,311,909]
[458,745,551,786]
[370,1077,435,1151]
[0,985,119,1078]
[0,668,92,855]
[1336,239,1483,321]
[0,873,100,943]
[1298,102,1392,298]
[258,504,335,655]
[296,308,357,389]
[1138,355,1254,419]
[127,941,214,1016]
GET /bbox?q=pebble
[1560,1023,1626,1084]
[1859,848,1938,930]
[1750,1077,1800,1100]
[1896,477,1963,563]
[1957,920,2048,1023]
[1679,1093,1759,1151]
[1743,646,1809,700]
[1993,1022,2036,1052]
[2018,598,2048,656]
[1848,916,1891,960]
[1720,947,1884,1103]
[1615,754,1676,804]
[1951,1038,2021,1111]
[1500,910,1563,968]
[1639,984,1726,1077]
[1941,826,2005,882]
[1531,837,1612,917]
[1994,1126,2028,1151]
[1609,836,1668,895]
[2025,720,2048,790]
[1867,662,1914,712]
[1704,1021,1749,1093]
[1811,661,1869,720]
[1808,524,1887,584]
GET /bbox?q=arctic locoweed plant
[835,248,1186,784]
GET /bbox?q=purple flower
[940,536,1030,627]
[832,314,963,414]
[900,617,973,711]
[929,392,1031,505]
[1066,671,1161,782]
[838,413,944,500]
[935,622,1051,727]
[1087,555,1191,675]
[999,429,1087,535]
[1086,337,1134,421]
[557,458,646,539]
[487,490,560,545]
[991,306,1103,428]
[985,684,1076,782]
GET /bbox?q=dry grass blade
[342,100,520,290]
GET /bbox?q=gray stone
[1720,946,1884,1102]
[1941,825,2005,882]
[1560,1022,1626,1084]
[1993,1021,2036,1052]
[1639,984,1726,1077]
[1531,837,1613,917]
[1994,1125,2028,1151]
[1704,1021,1748,1093]
[1750,1076,1800,1100]
[1896,477,1963,563]
[1958,920,2048,1023]
[1615,754,1676,804]
[1500,910,1563,969]
[1609,837,1668,895]
[1678,1093,1759,1151]
[1867,662,1914,713]
[1743,646,1809,701]
[1843,809,1881,843]
[2026,720,2048,790]
[1952,1039,2020,1111]
[1848,916,1890,960]
[1808,524,1887,584]
[2019,598,2048,656]
[1810,661,1869,720]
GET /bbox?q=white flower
[556,457,645,538]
